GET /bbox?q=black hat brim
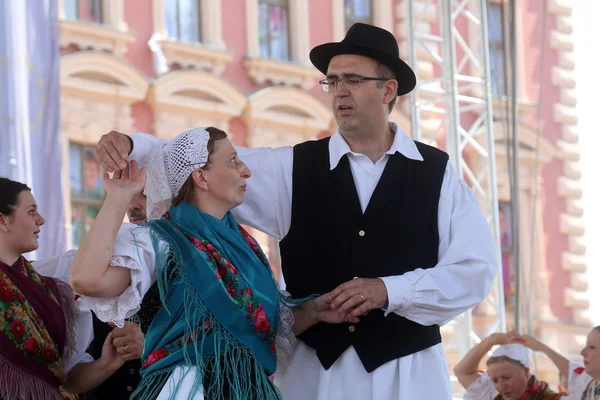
[310,42,416,96]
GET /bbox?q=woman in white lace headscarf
[69,127,352,400]
[454,330,566,400]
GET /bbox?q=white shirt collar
[328,122,424,170]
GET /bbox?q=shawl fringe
[0,352,65,400]
[55,278,79,369]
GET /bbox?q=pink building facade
[57,0,588,388]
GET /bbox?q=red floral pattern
[163,212,277,353]
[142,348,169,369]
[0,257,64,380]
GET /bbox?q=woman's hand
[98,331,126,372]
[487,330,519,346]
[103,160,146,201]
[305,294,367,324]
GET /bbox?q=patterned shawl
[492,375,565,400]
[0,256,77,400]
[132,202,282,400]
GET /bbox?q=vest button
[127,386,133,392]
[349,325,356,332]
[129,368,136,375]
[358,230,365,237]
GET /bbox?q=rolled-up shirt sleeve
[380,162,498,326]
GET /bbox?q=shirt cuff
[127,132,151,161]
[380,275,414,317]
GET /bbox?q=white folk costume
[127,120,497,399]
[124,22,497,400]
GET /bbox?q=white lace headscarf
[144,127,211,220]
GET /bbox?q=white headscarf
[490,343,530,368]
[144,127,211,220]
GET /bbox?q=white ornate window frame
[332,0,394,41]
[58,0,135,56]
[151,0,232,74]
[244,0,322,89]
[148,69,247,140]
[60,52,149,247]
[242,87,333,148]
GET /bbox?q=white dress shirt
[128,122,498,399]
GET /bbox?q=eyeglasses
[319,76,392,93]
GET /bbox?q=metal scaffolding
[406,0,506,385]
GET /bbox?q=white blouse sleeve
[463,371,497,400]
[565,361,593,399]
[78,223,158,327]
[32,252,96,373]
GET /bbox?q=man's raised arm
[96,131,166,172]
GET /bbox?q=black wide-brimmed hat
[310,23,416,96]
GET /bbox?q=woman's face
[201,138,251,211]
[581,329,600,379]
[0,191,45,256]
[487,360,529,400]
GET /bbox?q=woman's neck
[189,198,228,221]
[0,243,21,267]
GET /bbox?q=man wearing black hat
[96,23,497,400]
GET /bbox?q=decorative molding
[548,1,590,325]
[60,51,148,141]
[243,87,333,147]
[160,41,233,75]
[148,69,247,139]
[244,58,322,90]
[59,20,136,56]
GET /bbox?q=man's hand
[110,321,145,361]
[329,278,388,321]
[97,130,133,172]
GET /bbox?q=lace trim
[275,295,296,375]
[77,255,144,328]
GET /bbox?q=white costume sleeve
[463,371,497,400]
[77,223,158,327]
[32,251,96,372]
[380,163,498,326]
[565,361,593,399]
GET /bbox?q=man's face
[127,189,147,224]
[326,54,393,133]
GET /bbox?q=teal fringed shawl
[132,202,282,400]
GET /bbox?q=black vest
[279,137,448,373]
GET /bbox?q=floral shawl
[132,203,282,400]
[0,256,77,400]
[492,375,565,400]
